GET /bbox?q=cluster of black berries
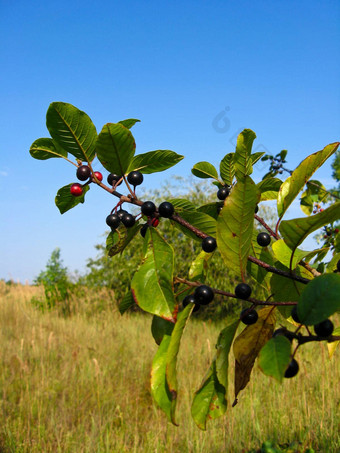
[139,201,175,237]
[182,285,215,312]
[106,209,136,230]
[70,165,103,196]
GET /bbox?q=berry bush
[29,102,340,430]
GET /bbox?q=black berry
[284,359,299,378]
[182,294,200,312]
[141,201,156,216]
[291,306,301,324]
[140,223,149,238]
[194,285,214,305]
[76,165,91,181]
[106,214,120,230]
[255,205,259,214]
[240,308,258,325]
[107,173,122,186]
[117,210,129,220]
[217,186,230,200]
[337,259,340,272]
[158,202,174,218]
[121,213,136,228]
[202,236,217,253]
[257,232,271,247]
[127,171,144,186]
[70,183,83,197]
[235,283,252,300]
[314,319,334,337]
[273,328,293,342]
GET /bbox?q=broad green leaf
[191,321,238,430]
[131,228,175,321]
[247,230,274,288]
[55,183,89,214]
[279,202,340,251]
[297,274,340,325]
[118,118,140,129]
[106,222,140,256]
[270,262,313,319]
[46,102,97,162]
[251,151,266,165]
[216,176,260,278]
[166,304,193,424]
[188,250,211,282]
[233,307,276,401]
[258,336,291,383]
[234,129,256,179]
[150,335,172,422]
[326,253,340,273]
[151,315,174,345]
[257,178,283,201]
[96,123,136,175]
[191,161,219,180]
[219,153,235,185]
[169,198,196,212]
[327,326,340,358]
[119,290,135,314]
[128,150,184,174]
[30,138,68,160]
[277,142,339,217]
[300,192,314,216]
[272,239,325,270]
[197,202,223,220]
[172,211,217,241]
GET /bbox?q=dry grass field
[0,281,339,452]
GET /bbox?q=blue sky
[0,0,339,282]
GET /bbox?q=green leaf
[191,161,219,180]
[258,336,292,383]
[29,138,68,160]
[247,230,274,287]
[272,239,325,270]
[257,178,283,201]
[277,142,340,218]
[46,102,97,162]
[234,129,256,180]
[326,253,340,273]
[188,250,211,282]
[251,151,266,165]
[131,228,175,321]
[96,123,136,175]
[328,326,340,358]
[106,222,140,257]
[171,210,216,241]
[55,183,90,214]
[128,150,184,174]
[151,315,174,345]
[169,198,196,213]
[279,202,340,251]
[219,153,235,185]
[197,202,222,220]
[166,304,193,425]
[297,274,340,325]
[150,335,172,422]
[216,176,260,278]
[119,290,135,314]
[118,118,140,129]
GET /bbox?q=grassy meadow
[0,281,339,452]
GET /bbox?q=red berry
[335,228,339,234]
[151,218,159,227]
[70,183,83,197]
[94,171,103,182]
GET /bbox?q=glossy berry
[158,201,174,218]
[94,171,103,182]
[107,173,122,186]
[284,359,299,378]
[121,213,136,228]
[202,236,217,253]
[257,232,271,247]
[141,201,156,216]
[291,306,301,324]
[217,203,223,214]
[70,183,83,197]
[217,186,230,200]
[127,171,144,186]
[106,214,120,230]
[235,283,252,300]
[240,308,258,325]
[76,165,91,181]
[117,210,129,220]
[182,294,200,312]
[140,223,149,238]
[194,285,214,305]
[314,319,334,337]
[273,328,293,342]
[337,259,340,272]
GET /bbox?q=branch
[247,256,311,284]
[254,214,280,240]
